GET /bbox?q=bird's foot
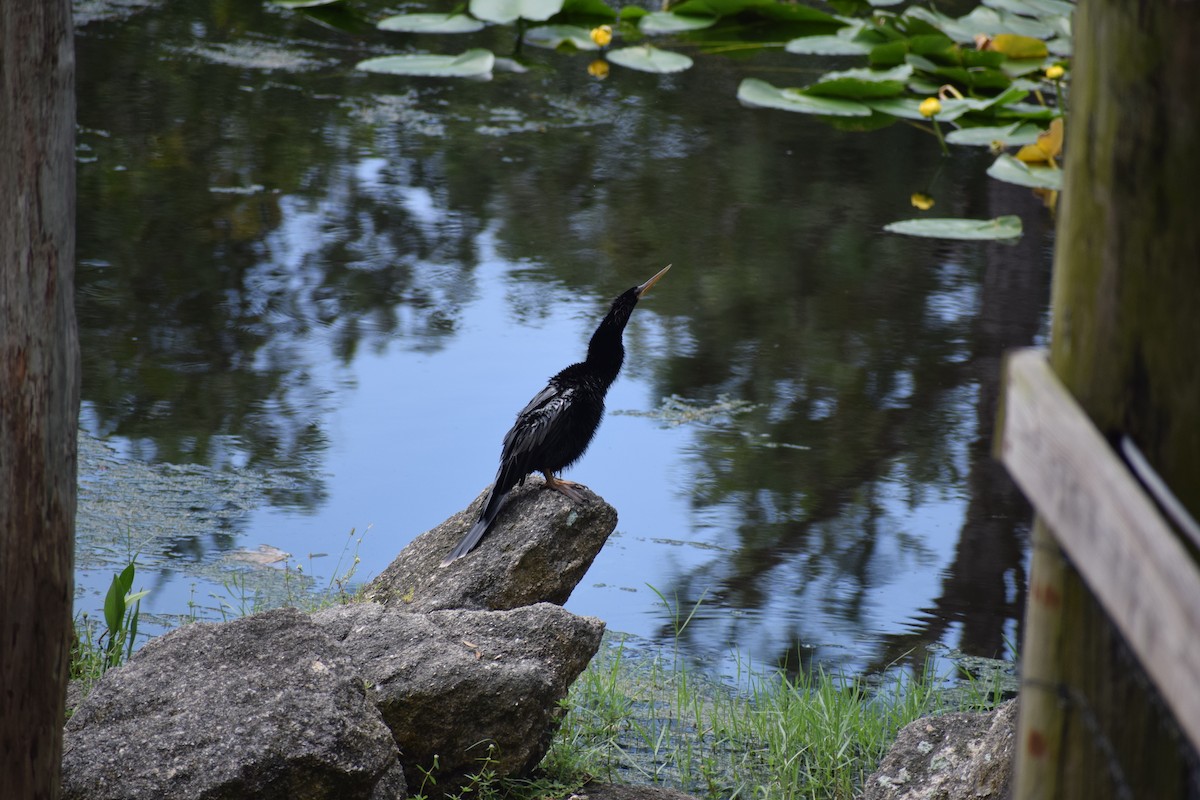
[543,474,584,502]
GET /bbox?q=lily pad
[523,24,599,49]
[639,11,718,34]
[990,33,1049,59]
[863,96,973,122]
[806,65,912,99]
[984,0,1074,16]
[561,0,618,17]
[884,215,1023,240]
[785,34,872,55]
[987,153,1062,189]
[670,0,839,23]
[356,49,496,78]
[274,0,341,7]
[607,45,693,73]
[944,121,1042,146]
[469,0,563,23]
[377,13,486,33]
[737,78,871,117]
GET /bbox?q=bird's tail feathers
[439,480,509,567]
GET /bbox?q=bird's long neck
[584,317,626,389]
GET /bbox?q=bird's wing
[503,381,574,456]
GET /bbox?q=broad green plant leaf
[987,153,1062,189]
[356,49,496,78]
[737,78,871,117]
[785,34,872,56]
[607,45,693,72]
[670,0,838,23]
[884,215,1023,240]
[944,121,1042,146]
[274,0,341,7]
[639,12,718,33]
[524,24,599,49]
[864,96,973,122]
[983,0,1075,19]
[377,13,486,33]
[806,65,912,99]
[561,0,618,17]
[469,0,563,23]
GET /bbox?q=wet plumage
[440,264,671,566]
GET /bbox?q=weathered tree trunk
[0,1,78,798]
[1014,0,1200,796]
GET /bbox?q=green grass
[539,636,1008,800]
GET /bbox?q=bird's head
[605,263,671,329]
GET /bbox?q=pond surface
[73,0,1052,677]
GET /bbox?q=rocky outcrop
[62,608,403,800]
[63,484,616,799]
[861,699,1017,800]
[363,478,618,612]
[313,601,604,792]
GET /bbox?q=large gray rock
[363,478,618,612]
[313,600,604,794]
[861,699,1017,800]
[62,607,403,800]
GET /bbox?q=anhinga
[440,264,671,566]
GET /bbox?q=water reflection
[74,1,1049,674]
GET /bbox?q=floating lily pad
[639,11,718,34]
[523,24,599,49]
[356,49,496,78]
[669,0,838,23]
[469,0,563,23]
[377,13,486,33]
[737,78,871,117]
[863,96,973,122]
[944,121,1042,146]
[607,45,693,73]
[561,0,618,17]
[884,215,1023,240]
[785,34,872,56]
[987,153,1062,189]
[990,33,1049,59]
[806,65,912,99]
[983,0,1074,16]
[274,0,341,7]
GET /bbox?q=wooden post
[1003,0,1200,795]
[0,0,78,797]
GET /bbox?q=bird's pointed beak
[636,264,672,298]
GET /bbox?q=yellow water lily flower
[910,192,935,210]
[1016,117,1064,164]
[588,59,610,79]
[1045,64,1065,80]
[919,97,942,118]
[590,25,613,47]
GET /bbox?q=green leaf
[863,96,973,121]
[868,40,909,68]
[737,78,872,116]
[944,121,1042,146]
[469,0,563,23]
[983,0,1074,16]
[987,153,1063,189]
[806,65,912,99]
[274,0,341,7]
[524,24,599,49]
[670,0,838,23]
[377,13,486,33]
[618,6,647,19]
[103,573,127,639]
[784,35,872,56]
[639,11,718,33]
[356,49,496,78]
[607,45,693,73]
[884,215,1023,240]
[561,0,617,17]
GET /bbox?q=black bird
[441,264,671,566]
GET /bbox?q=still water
[73,0,1052,676]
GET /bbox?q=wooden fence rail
[996,347,1200,755]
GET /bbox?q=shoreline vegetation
[72,557,1011,800]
